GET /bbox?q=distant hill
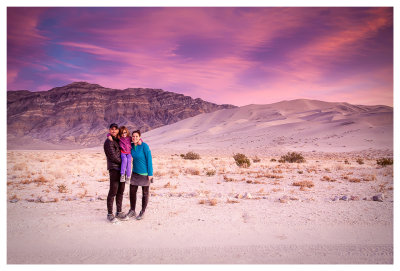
[7,82,236,149]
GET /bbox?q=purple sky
[7,7,393,106]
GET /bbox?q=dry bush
[226,198,239,204]
[209,198,218,206]
[198,199,206,204]
[271,188,282,192]
[272,169,283,174]
[168,169,179,177]
[205,169,216,176]
[182,152,201,160]
[297,170,303,174]
[9,194,19,201]
[20,179,33,184]
[34,176,50,185]
[57,184,68,193]
[154,171,165,177]
[356,158,364,165]
[12,163,27,171]
[279,152,305,163]
[349,178,361,183]
[362,174,377,182]
[223,175,239,182]
[321,176,336,182]
[185,167,200,175]
[376,158,393,166]
[78,189,88,198]
[163,182,177,189]
[233,153,251,168]
[97,178,108,182]
[252,156,261,163]
[292,180,314,188]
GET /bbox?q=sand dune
[144,99,392,155]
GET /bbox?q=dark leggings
[107,169,126,214]
[130,185,149,213]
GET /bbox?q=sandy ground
[6,148,394,264]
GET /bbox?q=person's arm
[106,133,113,141]
[104,140,121,164]
[144,144,153,180]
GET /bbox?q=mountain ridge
[7,82,236,148]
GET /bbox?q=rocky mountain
[7,82,236,149]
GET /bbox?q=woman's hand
[148,176,153,183]
[108,135,113,141]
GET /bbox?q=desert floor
[7,148,393,264]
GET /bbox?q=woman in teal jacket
[127,130,153,220]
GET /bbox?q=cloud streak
[7,7,393,106]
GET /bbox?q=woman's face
[132,133,140,144]
[121,130,128,137]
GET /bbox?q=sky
[7,6,393,106]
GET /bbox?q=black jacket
[104,137,121,171]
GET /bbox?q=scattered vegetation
[205,169,216,176]
[233,153,251,168]
[163,182,177,189]
[279,152,305,163]
[376,158,393,166]
[321,176,336,182]
[57,184,68,193]
[270,158,277,162]
[292,180,314,189]
[181,151,201,160]
[226,198,240,204]
[356,158,364,165]
[185,167,200,175]
[252,156,261,163]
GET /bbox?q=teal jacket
[131,142,153,176]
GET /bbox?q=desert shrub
[57,184,68,193]
[279,152,305,163]
[376,158,393,166]
[34,176,49,184]
[252,156,261,163]
[182,152,201,160]
[185,167,200,175]
[356,158,364,165]
[270,158,277,162]
[292,180,314,188]
[209,198,218,206]
[205,169,216,176]
[233,153,251,168]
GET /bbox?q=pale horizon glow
[7,7,393,106]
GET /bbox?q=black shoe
[116,212,129,221]
[107,214,118,223]
[136,211,145,220]
[127,209,136,218]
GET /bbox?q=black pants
[107,169,126,214]
[130,185,149,213]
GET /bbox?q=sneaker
[107,214,118,223]
[127,209,136,218]
[136,210,145,220]
[120,175,126,182]
[116,212,129,221]
[126,176,131,185]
